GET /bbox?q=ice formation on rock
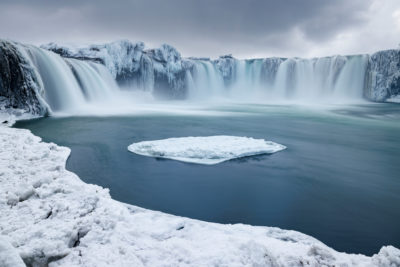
[365,49,400,101]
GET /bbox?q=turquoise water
[15,103,400,255]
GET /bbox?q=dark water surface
[15,103,400,255]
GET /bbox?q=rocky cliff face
[365,49,400,101]
[0,40,48,115]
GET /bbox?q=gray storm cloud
[0,0,398,58]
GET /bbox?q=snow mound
[128,136,286,164]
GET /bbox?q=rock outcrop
[0,40,47,115]
[365,49,400,101]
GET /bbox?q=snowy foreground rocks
[128,136,286,164]
[1,121,400,266]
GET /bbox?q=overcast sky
[0,0,399,59]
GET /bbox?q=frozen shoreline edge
[1,112,399,266]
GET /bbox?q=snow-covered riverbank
[1,113,399,266]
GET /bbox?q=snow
[1,113,400,266]
[128,136,286,164]
[0,236,25,267]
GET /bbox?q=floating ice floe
[128,135,286,164]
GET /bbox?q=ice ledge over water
[1,114,400,266]
[128,136,286,164]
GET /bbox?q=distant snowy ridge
[128,136,286,164]
[1,113,400,266]
[42,40,400,102]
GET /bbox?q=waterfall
[25,46,86,111]
[189,61,225,99]
[13,41,371,114]
[22,46,120,113]
[332,55,369,99]
[202,55,368,103]
[184,55,369,103]
[67,59,117,102]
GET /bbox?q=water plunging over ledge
[12,42,371,115]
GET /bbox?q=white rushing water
[17,44,370,114]
[25,46,87,111]
[190,60,225,100]
[22,46,121,113]
[66,59,117,102]
[188,55,369,103]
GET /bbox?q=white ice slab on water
[128,136,286,164]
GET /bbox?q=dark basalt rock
[0,40,47,115]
